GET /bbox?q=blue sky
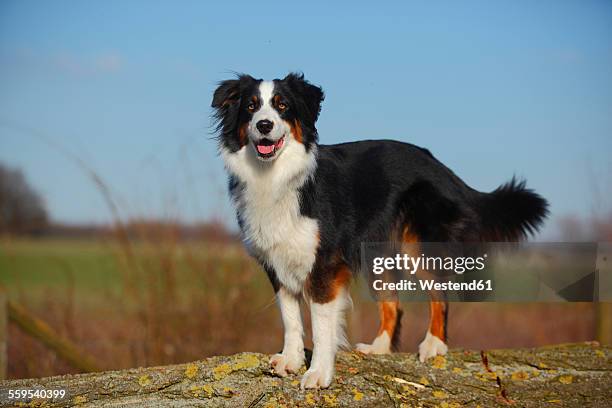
[1,0,611,238]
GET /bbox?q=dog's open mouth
[254,136,285,159]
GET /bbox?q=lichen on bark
[0,342,610,407]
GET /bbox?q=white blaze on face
[249,81,291,144]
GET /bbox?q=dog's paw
[355,332,391,354]
[270,352,304,376]
[418,332,448,362]
[300,366,333,389]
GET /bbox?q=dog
[211,73,548,389]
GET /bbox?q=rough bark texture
[1,342,610,407]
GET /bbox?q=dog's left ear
[212,79,241,109]
[283,73,325,125]
[212,74,257,110]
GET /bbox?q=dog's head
[212,73,324,161]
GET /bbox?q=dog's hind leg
[418,291,448,362]
[356,299,402,354]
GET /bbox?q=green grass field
[1,238,269,305]
[2,239,123,295]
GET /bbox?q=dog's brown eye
[247,103,256,112]
[278,102,287,111]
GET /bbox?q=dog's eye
[247,103,256,112]
[277,102,287,111]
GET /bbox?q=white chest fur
[221,141,319,294]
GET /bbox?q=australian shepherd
[212,73,548,389]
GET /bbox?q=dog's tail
[477,177,549,241]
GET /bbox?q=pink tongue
[257,144,275,155]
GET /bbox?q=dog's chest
[235,182,319,294]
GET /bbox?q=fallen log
[0,342,610,407]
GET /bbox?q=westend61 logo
[372,253,488,275]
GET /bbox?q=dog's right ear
[212,79,241,109]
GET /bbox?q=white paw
[356,332,391,354]
[300,366,334,389]
[418,332,448,362]
[270,352,304,376]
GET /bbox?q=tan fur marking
[289,119,303,144]
[330,265,351,300]
[429,301,446,340]
[402,225,419,243]
[238,123,248,146]
[376,301,400,337]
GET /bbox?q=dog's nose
[256,119,274,135]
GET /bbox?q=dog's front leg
[270,287,305,376]
[301,287,348,389]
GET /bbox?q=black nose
[256,119,274,135]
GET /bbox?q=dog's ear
[283,73,325,125]
[212,75,257,109]
[212,79,241,109]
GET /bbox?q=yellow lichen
[431,355,447,369]
[305,393,316,405]
[432,390,448,399]
[203,384,214,396]
[547,399,562,403]
[558,375,573,384]
[440,402,461,408]
[232,353,260,370]
[190,384,215,398]
[474,371,497,381]
[291,380,299,386]
[452,367,463,374]
[138,375,151,387]
[595,349,605,358]
[263,399,279,408]
[190,385,202,398]
[475,371,497,382]
[185,363,198,379]
[353,388,364,401]
[419,376,430,385]
[401,385,417,395]
[511,371,529,381]
[322,393,338,407]
[73,395,87,405]
[213,363,232,380]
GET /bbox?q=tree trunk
[1,342,610,407]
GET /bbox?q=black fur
[298,140,548,278]
[391,308,403,351]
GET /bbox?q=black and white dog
[212,73,548,389]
